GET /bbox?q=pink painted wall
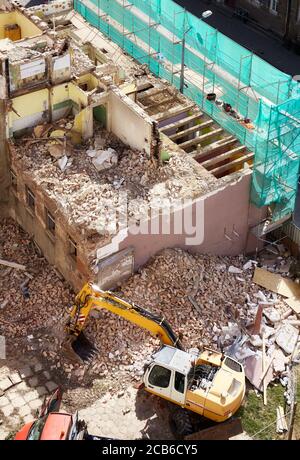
[118,171,264,269]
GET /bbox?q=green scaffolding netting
[74,0,300,221]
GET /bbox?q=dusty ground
[0,355,173,440]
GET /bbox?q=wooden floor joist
[169,120,214,142]
[145,95,178,110]
[211,152,254,176]
[201,145,246,169]
[138,87,169,101]
[160,112,203,133]
[154,103,195,122]
[179,128,223,150]
[194,137,237,157]
[190,136,236,159]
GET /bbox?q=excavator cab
[143,347,193,405]
[143,346,245,423]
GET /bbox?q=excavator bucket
[61,332,98,363]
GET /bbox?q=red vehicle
[15,388,105,440]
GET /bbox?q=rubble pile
[0,219,73,350]
[71,44,95,76]
[1,219,299,399]
[11,125,215,244]
[84,247,300,393]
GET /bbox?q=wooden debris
[253,267,300,298]
[276,406,288,433]
[0,258,26,270]
[252,304,263,335]
[284,297,300,315]
[262,335,267,406]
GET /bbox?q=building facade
[222,0,300,47]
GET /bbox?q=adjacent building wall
[115,171,262,269]
[221,0,300,46]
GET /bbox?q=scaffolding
[74,0,300,221]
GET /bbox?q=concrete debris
[11,124,215,251]
[243,260,257,270]
[260,324,275,339]
[253,290,267,302]
[292,342,300,363]
[228,266,243,274]
[71,44,95,77]
[263,307,281,324]
[215,264,226,272]
[234,347,256,361]
[244,354,273,391]
[275,323,299,355]
[249,335,263,348]
[57,155,68,171]
[91,148,118,172]
[273,349,288,374]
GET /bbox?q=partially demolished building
[0,1,266,290]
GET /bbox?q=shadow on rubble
[134,389,174,440]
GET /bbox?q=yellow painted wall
[9,82,90,134]
[69,82,88,109]
[10,88,48,124]
[73,107,93,143]
[52,83,69,105]
[77,73,99,92]
[0,11,42,40]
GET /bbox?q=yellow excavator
[62,282,245,437]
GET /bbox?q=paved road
[0,358,58,440]
[176,0,300,76]
[79,387,174,440]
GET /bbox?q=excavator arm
[63,283,183,362]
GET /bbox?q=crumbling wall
[0,99,9,214]
[107,89,154,157]
[7,47,71,95]
[9,88,49,135]
[50,52,72,84]
[9,56,47,93]
[26,0,73,17]
[8,81,89,135]
[7,145,93,289]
